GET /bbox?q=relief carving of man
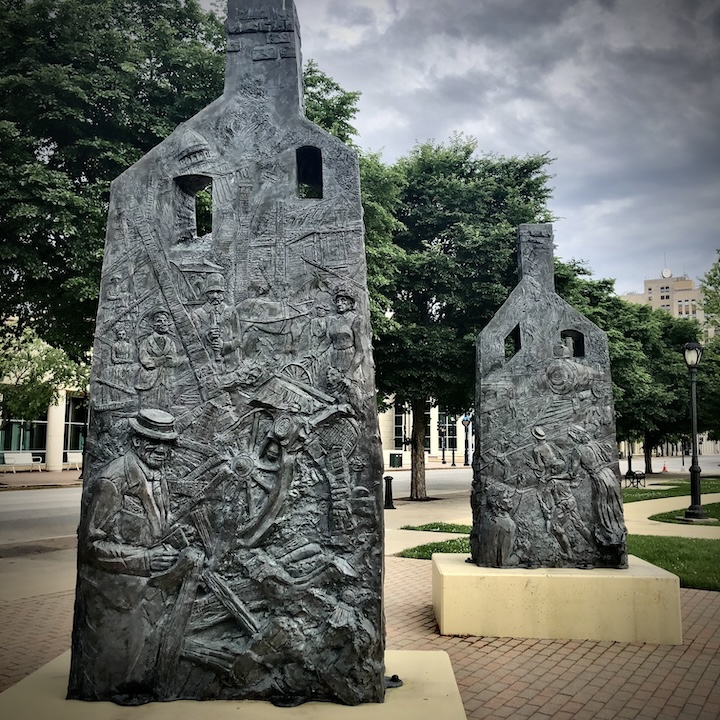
[529,426,564,532]
[135,310,179,409]
[191,272,242,370]
[69,410,203,702]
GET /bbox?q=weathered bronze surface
[68,0,385,706]
[471,224,627,570]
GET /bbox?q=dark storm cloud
[326,3,377,28]
[203,1,719,293]
[294,0,719,292]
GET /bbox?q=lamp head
[683,341,703,369]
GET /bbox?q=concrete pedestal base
[0,650,466,720]
[433,553,682,644]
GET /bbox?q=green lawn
[622,476,720,503]
[627,535,720,592]
[400,522,472,534]
[397,524,720,592]
[648,502,720,525]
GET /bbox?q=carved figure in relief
[529,426,563,532]
[326,366,362,414]
[110,327,132,376]
[191,272,242,370]
[325,285,362,377]
[544,474,593,560]
[99,327,134,405]
[135,311,180,409]
[73,410,203,701]
[106,274,129,313]
[567,425,627,562]
[305,300,331,380]
[479,482,517,567]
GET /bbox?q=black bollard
[384,475,395,510]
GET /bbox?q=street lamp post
[462,415,471,466]
[683,341,707,520]
[438,423,446,464]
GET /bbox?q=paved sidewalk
[1,469,720,718]
[0,469,82,490]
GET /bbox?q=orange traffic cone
[662,461,668,472]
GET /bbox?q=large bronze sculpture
[68,0,385,706]
[471,224,628,570]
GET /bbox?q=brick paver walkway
[0,589,74,692]
[1,554,719,718]
[384,557,720,720]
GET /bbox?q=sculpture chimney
[224,0,303,117]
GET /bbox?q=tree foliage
[555,262,701,472]
[697,335,720,442]
[0,324,86,426]
[0,0,226,360]
[700,248,720,333]
[374,136,555,496]
[303,59,361,146]
[0,2,398,357]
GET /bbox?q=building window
[64,395,88,456]
[1,416,48,463]
[425,402,431,451]
[394,407,405,450]
[448,415,457,450]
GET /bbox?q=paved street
[1,461,719,718]
[0,488,81,547]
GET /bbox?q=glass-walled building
[0,390,88,471]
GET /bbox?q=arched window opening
[561,329,585,358]
[296,146,323,199]
[175,174,213,240]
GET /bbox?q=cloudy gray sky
[219,0,720,294]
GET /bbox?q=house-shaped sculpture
[470,224,627,569]
[68,0,385,706]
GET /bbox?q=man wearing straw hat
[70,409,191,701]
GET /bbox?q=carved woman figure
[567,425,627,565]
[135,311,180,409]
[110,327,132,382]
[326,285,362,376]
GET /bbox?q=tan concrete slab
[384,493,471,531]
[0,650,466,720]
[433,553,682,644]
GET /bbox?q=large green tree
[555,263,701,472]
[303,59,361,146]
[375,136,554,498]
[0,324,85,428]
[0,1,398,357]
[0,0,226,360]
[700,248,720,333]
[697,335,720,442]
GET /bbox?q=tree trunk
[409,397,428,500]
[643,437,654,474]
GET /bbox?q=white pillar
[46,391,67,471]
